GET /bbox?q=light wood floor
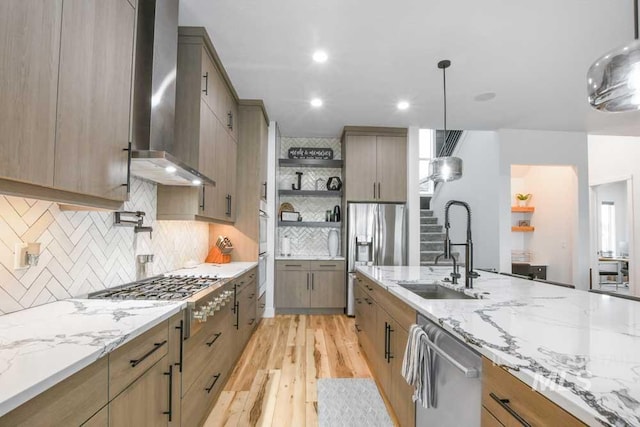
[203,315,374,427]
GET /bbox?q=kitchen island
[357,265,640,426]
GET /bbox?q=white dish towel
[401,324,438,408]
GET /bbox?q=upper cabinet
[0,0,62,188]
[158,27,239,223]
[0,0,136,209]
[343,127,407,202]
[54,0,136,202]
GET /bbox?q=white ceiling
[179,0,640,137]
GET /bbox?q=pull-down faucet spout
[443,200,479,289]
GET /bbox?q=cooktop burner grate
[88,275,221,300]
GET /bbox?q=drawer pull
[205,373,221,393]
[248,318,255,326]
[319,264,337,267]
[130,340,167,368]
[489,392,531,427]
[206,332,222,347]
[285,264,302,267]
[163,364,173,421]
[175,320,184,372]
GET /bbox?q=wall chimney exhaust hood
[129,0,214,186]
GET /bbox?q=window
[419,129,434,195]
[600,201,616,255]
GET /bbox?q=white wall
[430,131,501,270]
[264,122,278,318]
[589,135,639,295]
[510,165,579,284]
[407,126,420,266]
[498,129,590,289]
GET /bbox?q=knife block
[205,246,231,264]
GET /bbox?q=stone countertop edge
[354,266,610,427]
[0,300,186,418]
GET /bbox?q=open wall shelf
[278,190,342,197]
[512,226,535,232]
[278,221,341,228]
[511,206,535,213]
[278,159,343,168]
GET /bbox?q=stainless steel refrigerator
[346,202,407,315]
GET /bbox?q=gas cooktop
[88,275,221,300]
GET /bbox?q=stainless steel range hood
[130,0,214,186]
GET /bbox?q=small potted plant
[515,193,532,207]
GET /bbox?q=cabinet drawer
[81,405,108,426]
[481,406,504,427]
[0,357,108,427]
[109,320,169,399]
[257,292,266,318]
[276,260,310,271]
[310,260,345,271]
[181,356,228,427]
[482,358,586,427]
[183,309,231,396]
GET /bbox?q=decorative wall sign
[327,176,342,191]
[288,147,334,160]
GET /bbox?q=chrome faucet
[442,200,479,289]
[434,252,461,284]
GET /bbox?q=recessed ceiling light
[310,98,323,107]
[165,166,177,173]
[397,101,410,110]
[192,179,202,186]
[312,50,328,63]
[474,92,497,102]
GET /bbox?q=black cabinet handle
[387,324,394,362]
[285,264,302,267]
[248,293,255,300]
[319,264,337,268]
[163,364,173,421]
[205,373,221,393]
[130,340,167,368]
[364,298,372,305]
[489,393,531,427]
[248,318,255,326]
[175,320,184,372]
[225,194,232,216]
[262,182,267,199]
[122,141,132,195]
[373,182,376,199]
[383,322,389,360]
[206,332,222,347]
[202,72,209,95]
[234,302,240,329]
[227,111,233,130]
[199,186,205,211]
[311,273,314,290]
[378,182,381,199]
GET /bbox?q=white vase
[327,230,339,257]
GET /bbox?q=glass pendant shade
[428,156,463,182]
[588,39,640,112]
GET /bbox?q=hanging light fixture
[587,0,640,112]
[429,60,463,182]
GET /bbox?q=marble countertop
[274,256,345,261]
[0,299,185,417]
[356,265,640,427]
[169,261,257,279]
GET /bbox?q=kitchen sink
[397,282,475,300]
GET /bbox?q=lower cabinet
[109,355,173,426]
[276,260,346,311]
[355,273,416,427]
[481,358,586,426]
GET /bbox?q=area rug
[317,378,394,427]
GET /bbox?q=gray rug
[317,378,394,427]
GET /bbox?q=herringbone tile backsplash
[0,177,209,314]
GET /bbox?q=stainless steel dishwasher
[416,313,482,426]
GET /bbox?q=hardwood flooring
[203,315,376,427]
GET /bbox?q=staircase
[419,209,457,266]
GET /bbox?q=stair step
[420,251,460,262]
[420,210,434,217]
[421,232,445,242]
[420,217,438,225]
[421,241,444,251]
[421,224,442,233]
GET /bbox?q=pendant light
[428,60,463,182]
[587,0,640,112]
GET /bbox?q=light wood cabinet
[482,357,586,427]
[167,314,184,427]
[0,356,108,427]
[276,260,345,311]
[109,355,172,427]
[0,0,61,188]
[54,0,136,202]
[355,272,416,427]
[343,127,407,202]
[82,405,108,427]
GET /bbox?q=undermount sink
[397,282,475,300]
